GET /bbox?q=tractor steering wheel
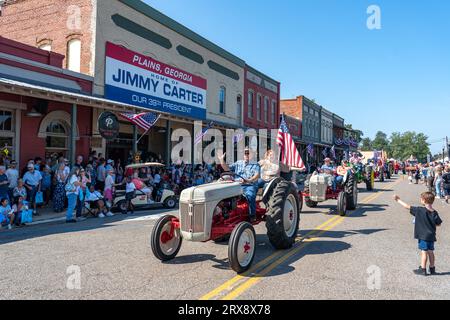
[220,172,248,183]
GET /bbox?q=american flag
[307,143,314,157]
[277,115,305,169]
[330,145,336,159]
[322,148,328,158]
[119,112,160,131]
[194,121,214,145]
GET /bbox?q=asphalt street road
[1,176,449,300]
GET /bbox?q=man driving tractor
[218,147,261,223]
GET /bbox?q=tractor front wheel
[303,187,318,208]
[228,222,256,274]
[151,215,182,261]
[337,191,347,216]
[346,174,358,210]
[266,181,300,250]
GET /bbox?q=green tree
[372,131,390,154]
[360,138,373,151]
[389,131,430,162]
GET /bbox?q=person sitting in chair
[218,147,260,223]
[85,185,109,218]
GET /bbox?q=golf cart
[151,172,302,273]
[302,168,358,216]
[113,163,178,212]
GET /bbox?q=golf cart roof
[125,162,165,169]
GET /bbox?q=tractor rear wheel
[345,174,358,210]
[266,180,300,250]
[337,191,347,216]
[303,187,318,208]
[151,215,182,261]
[228,222,256,273]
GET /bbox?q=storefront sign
[105,42,207,120]
[98,111,120,140]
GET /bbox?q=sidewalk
[29,206,67,225]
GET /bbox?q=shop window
[67,39,81,72]
[0,110,12,131]
[236,95,242,125]
[247,90,254,118]
[0,109,14,159]
[264,97,269,123]
[45,121,69,153]
[219,86,226,114]
[256,94,261,121]
[271,100,276,124]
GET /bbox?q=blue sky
[144,0,450,154]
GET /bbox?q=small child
[0,198,15,230]
[393,192,442,276]
[124,176,136,215]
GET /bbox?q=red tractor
[151,173,302,273]
[302,170,358,216]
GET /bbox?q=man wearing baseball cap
[6,161,19,202]
[22,163,42,215]
[218,147,260,222]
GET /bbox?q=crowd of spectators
[0,151,225,228]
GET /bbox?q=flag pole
[135,114,161,145]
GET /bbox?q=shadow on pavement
[299,228,387,239]
[247,240,352,278]
[343,203,389,218]
[0,210,170,245]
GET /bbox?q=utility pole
[446,136,449,160]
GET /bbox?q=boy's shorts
[418,240,435,251]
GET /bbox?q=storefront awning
[0,77,203,125]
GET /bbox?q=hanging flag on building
[330,145,336,160]
[119,112,160,132]
[322,148,328,158]
[194,121,215,145]
[277,115,305,170]
[307,143,315,157]
[233,132,245,144]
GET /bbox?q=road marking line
[221,216,346,300]
[209,179,402,300]
[199,214,342,300]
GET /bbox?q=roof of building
[120,0,246,68]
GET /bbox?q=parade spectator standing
[53,163,68,213]
[66,167,82,223]
[96,159,106,191]
[103,169,115,217]
[6,161,19,201]
[115,159,124,184]
[40,166,52,207]
[0,166,10,201]
[22,164,42,216]
[393,193,443,276]
[442,167,450,204]
[427,164,436,193]
[434,167,443,199]
[74,155,85,170]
